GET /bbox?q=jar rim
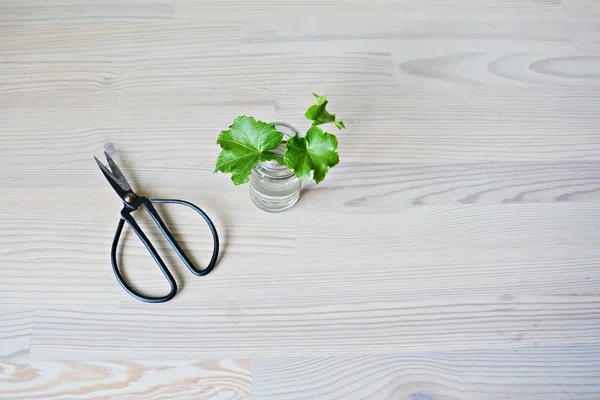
[254,161,295,179]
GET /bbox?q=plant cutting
[214,93,345,212]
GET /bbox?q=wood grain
[253,346,600,400]
[0,310,32,362]
[0,0,174,26]
[563,0,600,54]
[1,0,600,398]
[0,359,252,400]
[27,294,600,359]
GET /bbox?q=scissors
[95,152,219,303]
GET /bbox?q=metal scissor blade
[95,152,133,200]
[104,152,132,191]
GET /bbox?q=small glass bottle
[249,122,301,213]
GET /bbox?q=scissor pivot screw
[124,193,137,203]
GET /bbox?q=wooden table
[1,1,600,399]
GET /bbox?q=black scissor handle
[111,197,219,303]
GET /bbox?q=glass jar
[249,122,301,213]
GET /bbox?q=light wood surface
[0,360,251,400]
[1,1,600,399]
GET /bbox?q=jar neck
[254,122,298,178]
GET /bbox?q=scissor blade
[95,155,131,200]
[104,152,132,192]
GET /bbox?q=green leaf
[283,126,339,184]
[304,93,345,130]
[313,93,328,105]
[215,116,284,185]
